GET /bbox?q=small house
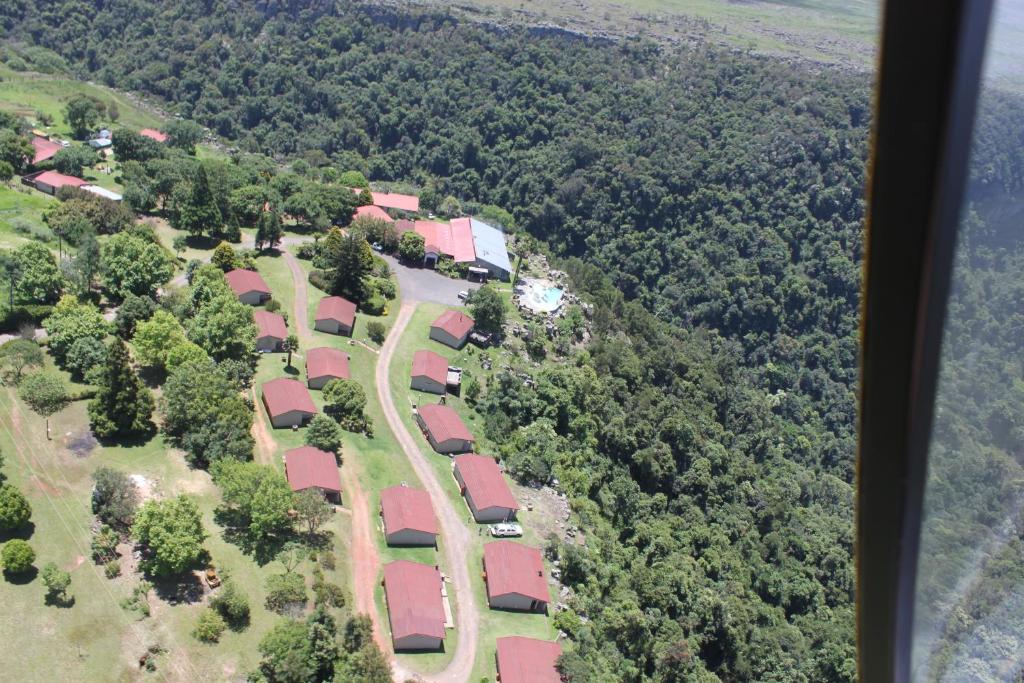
[31,135,61,166]
[254,310,287,352]
[371,191,419,214]
[382,560,446,651]
[429,310,474,349]
[380,485,438,546]
[306,347,350,390]
[139,128,168,143]
[284,446,341,503]
[470,218,512,281]
[354,204,395,223]
[483,541,549,612]
[411,350,448,395]
[261,378,317,428]
[314,296,357,336]
[225,269,271,305]
[417,403,474,454]
[33,171,87,195]
[495,636,564,683]
[453,454,518,522]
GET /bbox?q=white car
[457,290,470,301]
[488,523,523,537]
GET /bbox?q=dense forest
[2,1,1023,681]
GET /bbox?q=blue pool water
[543,287,564,305]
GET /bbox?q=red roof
[419,403,474,446]
[139,128,168,143]
[371,191,419,213]
[383,560,445,641]
[31,136,61,164]
[496,637,563,683]
[306,347,350,381]
[484,541,548,603]
[262,378,317,417]
[431,310,475,340]
[254,310,287,340]
[454,454,517,511]
[395,219,416,235]
[34,171,87,189]
[414,219,475,263]
[284,446,341,493]
[315,296,356,329]
[354,204,395,223]
[225,269,270,296]
[380,486,438,537]
[412,350,448,386]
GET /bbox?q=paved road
[376,302,478,683]
[382,255,481,306]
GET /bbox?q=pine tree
[256,209,283,252]
[174,166,222,237]
[88,339,155,439]
[330,232,372,303]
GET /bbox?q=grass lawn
[0,184,55,250]
[387,299,558,681]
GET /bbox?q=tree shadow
[94,429,159,450]
[3,566,38,584]
[0,522,36,543]
[213,509,297,566]
[184,235,220,250]
[283,365,299,376]
[44,593,76,608]
[151,570,205,605]
[138,366,168,388]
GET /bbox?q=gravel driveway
[381,254,481,306]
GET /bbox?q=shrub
[265,572,308,615]
[264,298,281,313]
[371,277,396,300]
[91,524,120,563]
[193,608,227,643]
[319,550,336,571]
[2,540,35,575]
[41,562,72,603]
[104,559,121,578]
[308,269,331,292]
[296,242,317,260]
[366,321,386,345]
[360,293,385,316]
[0,483,31,531]
[304,414,343,456]
[313,576,346,609]
[211,577,250,628]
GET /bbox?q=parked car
[371,242,383,252]
[488,523,523,537]
[457,290,469,301]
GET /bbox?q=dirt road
[376,302,478,683]
[282,251,312,342]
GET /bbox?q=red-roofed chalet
[382,560,445,651]
[380,486,438,546]
[225,269,271,305]
[314,296,357,336]
[254,310,287,352]
[31,136,62,165]
[411,350,448,395]
[354,204,395,223]
[417,403,474,454]
[453,454,518,522]
[261,378,317,428]
[430,310,475,349]
[284,446,341,502]
[33,171,86,195]
[495,636,564,683]
[306,347,350,390]
[483,541,550,611]
[139,128,168,143]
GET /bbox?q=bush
[193,608,227,643]
[308,269,330,292]
[264,298,281,313]
[2,540,35,575]
[360,293,386,316]
[265,572,307,614]
[65,337,107,381]
[366,321,386,345]
[304,414,343,455]
[211,577,250,628]
[0,483,32,531]
[91,524,120,563]
[319,550,336,571]
[371,277,396,300]
[295,242,317,260]
[313,575,346,609]
[104,559,121,578]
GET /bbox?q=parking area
[382,255,482,306]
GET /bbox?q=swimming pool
[520,280,564,314]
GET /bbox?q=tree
[51,145,97,176]
[132,496,206,576]
[171,235,188,258]
[88,339,155,439]
[42,295,109,363]
[0,252,22,308]
[0,130,32,174]
[164,120,204,154]
[213,460,294,541]
[40,562,72,604]
[65,95,101,139]
[100,231,174,299]
[172,165,221,237]
[306,607,340,681]
[303,414,343,456]
[257,618,314,682]
[114,293,156,338]
[64,336,107,382]
[132,309,187,369]
[0,484,32,531]
[63,228,101,296]
[19,372,69,438]
[338,170,369,189]
[193,608,227,642]
[322,378,366,423]
[91,467,139,530]
[294,488,332,536]
[187,293,257,361]
[366,321,386,344]
[0,160,13,185]
[210,577,250,627]
[255,209,283,252]
[398,230,425,264]
[211,241,237,271]
[165,340,209,370]
[0,338,43,384]
[470,285,506,334]
[91,524,120,564]
[12,242,63,304]
[341,643,392,683]
[111,129,164,162]
[264,572,308,615]
[329,231,372,302]
[282,334,299,369]
[2,540,35,575]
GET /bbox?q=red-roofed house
[225,269,271,305]
[380,485,438,546]
[483,541,549,611]
[284,446,341,502]
[33,171,87,195]
[354,204,395,223]
[414,219,475,267]
[371,191,419,213]
[314,296,357,336]
[254,310,287,352]
[139,128,168,143]
[262,378,317,428]
[31,135,62,165]
[411,350,448,395]
[382,560,446,651]
[430,310,474,349]
[306,347,350,390]
[417,403,474,454]
[453,454,518,522]
[495,636,563,683]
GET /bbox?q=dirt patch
[30,475,62,497]
[65,429,99,458]
[130,473,157,501]
[513,483,575,544]
[250,388,278,466]
[66,555,85,571]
